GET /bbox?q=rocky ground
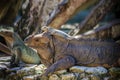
[0,56,120,80]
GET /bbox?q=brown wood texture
[76,0,116,34]
[48,0,99,29]
[0,42,11,55]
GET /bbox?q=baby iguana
[11,33,41,66]
[41,26,71,39]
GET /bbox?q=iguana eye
[35,38,39,42]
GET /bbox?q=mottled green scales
[12,33,41,64]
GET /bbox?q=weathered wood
[75,0,117,35]
[17,0,62,39]
[74,19,120,40]
[0,42,11,55]
[0,26,14,55]
[47,0,99,29]
[0,27,14,49]
[0,0,22,25]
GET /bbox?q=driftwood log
[47,0,99,29]
[76,0,117,34]
[74,19,120,41]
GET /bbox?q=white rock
[23,75,34,80]
[55,70,67,74]
[70,66,88,73]
[0,56,11,62]
[90,75,101,80]
[85,66,107,75]
[35,64,46,74]
[70,66,107,75]
[81,77,90,80]
[49,74,60,80]
[79,73,87,79]
[61,73,76,80]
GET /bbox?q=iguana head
[24,31,51,48]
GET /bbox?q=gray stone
[0,56,11,62]
[79,73,87,79]
[23,75,40,80]
[55,70,67,74]
[0,64,8,69]
[34,64,46,74]
[90,75,101,80]
[103,77,110,80]
[0,62,10,67]
[23,75,35,80]
[74,73,80,79]
[49,74,60,80]
[17,65,37,76]
[61,73,77,80]
[85,66,108,75]
[40,75,49,80]
[70,66,87,73]
[81,77,90,80]
[0,56,119,80]
[70,66,107,75]
[109,67,120,77]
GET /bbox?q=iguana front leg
[10,54,20,67]
[10,48,22,67]
[43,56,75,76]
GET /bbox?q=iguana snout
[25,32,51,48]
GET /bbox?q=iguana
[41,26,71,39]
[11,33,41,66]
[25,27,120,76]
[0,26,41,66]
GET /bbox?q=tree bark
[0,0,22,25]
[73,0,117,35]
[0,0,22,55]
[16,0,62,39]
[74,19,120,41]
[0,42,11,55]
[47,0,99,29]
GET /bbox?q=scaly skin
[0,26,41,66]
[41,26,71,39]
[25,28,120,76]
[12,33,41,65]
